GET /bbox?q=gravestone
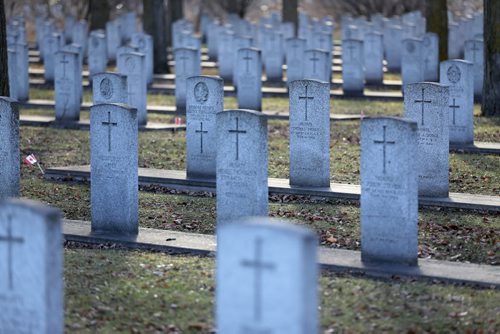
[72,20,88,55]
[92,72,128,105]
[440,60,474,145]
[342,39,364,96]
[216,218,318,334]
[289,80,330,188]
[232,36,253,87]
[186,76,224,179]
[216,110,268,226]
[0,199,63,334]
[88,30,107,79]
[7,48,18,100]
[106,20,120,61]
[62,43,83,104]
[132,32,154,85]
[401,38,424,87]
[361,117,418,266]
[42,32,60,82]
[0,98,19,199]
[404,83,449,197]
[303,49,329,83]
[235,48,262,111]
[423,33,439,81]
[90,103,138,235]
[312,31,333,80]
[174,48,201,112]
[464,39,484,98]
[364,32,384,84]
[217,30,234,81]
[117,52,147,125]
[285,38,305,84]
[54,50,80,122]
[263,31,284,82]
[383,25,403,72]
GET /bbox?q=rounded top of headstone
[289,79,329,89]
[217,109,266,118]
[0,198,60,221]
[361,116,418,130]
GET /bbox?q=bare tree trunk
[0,0,9,96]
[425,0,448,62]
[89,0,110,31]
[171,0,184,22]
[283,0,298,36]
[144,0,168,74]
[482,0,500,116]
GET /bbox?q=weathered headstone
[88,30,107,79]
[0,199,63,334]
[174,47,201,112]
[404,83,449,197]
[364,32,384,84]
[440,60,474,145]
[361,117,418,265]
[106,20,120,61]
[383,25,403,72]
[216,110,268,226]
[422,33,439,81]
[289,80,330,188]
[263,31,284,82]
[216,218,318,334]
[62,43,83,104]
[285,38,305,84]
[235,48,262,111]
[117,52,147,125]
[92,72,128,105]
[217,30,235,81]
[72,20,88,55]
[232,35,253,87]
[464,39,484,98]
[42,32,60,82]
[7,48,18,100]
[90,103,138,235]
[131,32,154,85]
[186,76,224,179]
[54,50,80,122]
[303,49,329,83]
[342,39,364,96]
[0,98,19,199]
[401,38,424,87]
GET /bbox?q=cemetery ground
[19,89,499,332]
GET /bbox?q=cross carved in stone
[101,111,118,152]
[299,85,314,121]
[228,117,247,161]
[373,125,395,174]
[414,88,432,126]
[195,121,208,154]
[0,214,24,290]
[449,98,460,125]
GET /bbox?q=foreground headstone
[216,218,318,334]
[289,80,330,188]
[92,72,128,105]
[361,117,418,266]
[404,83,449,197]
[186,76,224,179]
[216,110,268,226]
[0,199,63,334]
[0,97,19,199]
[342,39,364,96]
[440,60,474,145]
[117,52,147,125]
[236,48,262,111]
[54,50,80,122]
[90,103,138,235]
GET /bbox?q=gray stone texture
[289,80,331,188]
[186,76,224,179]
[0,98,19,199]
[401,38,424,87]
[464,39,484,97]
[88,30,107,79]
[263,31,284,82]
[383,25,403,72]
[361,117,418,266]
[216,218,318,334]
[364,32,384,84]
[90,103,138,235]
[117,52,148,125]
[55,50,80,122]
[92,72,128,105]
[132,32,154,85]
[217,30,234,81]
[285,38,306,84]
[404,83,450,197]
[0,199,63,334]
[303,49,329,83]
[216,110,268,226]
[423,33,439,81]
[236,48,262,111]
[440,60,474,145]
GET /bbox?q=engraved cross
[299,85,314,121]
[373,125,395,174]
[228,117,247,161]
[195,121,208,154]
[241,237,275,322]
[61,54,70,79]
[0,214,24,290]
[243,51,253,73]
[101,111,118,152]
[309,52,320,74]
[414,88,432,126]
[449,98,460,125]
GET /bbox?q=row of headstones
[0,198,319,333]
[6,17,30,102]
[32,12,154,85]
[448,12,483,59]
